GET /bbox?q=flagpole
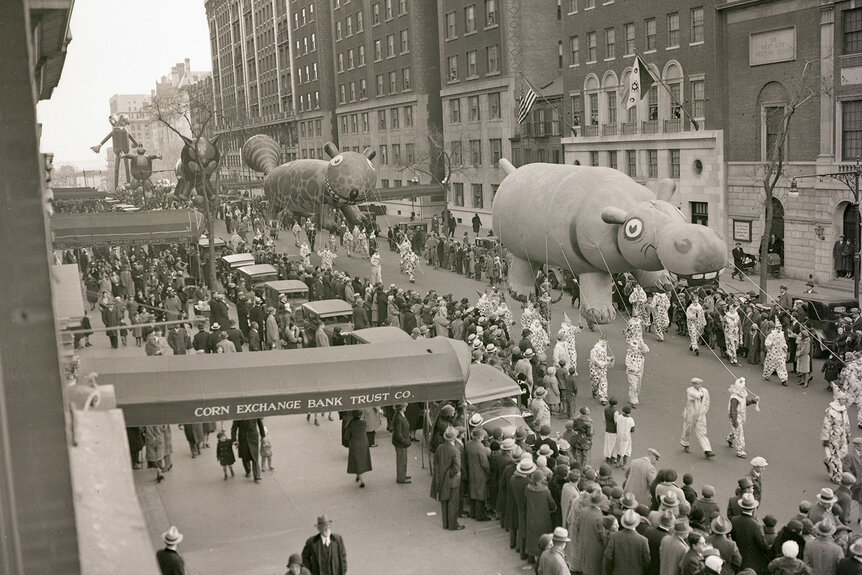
[521,74,580,137]
[633,51,700,131]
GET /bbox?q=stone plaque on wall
[749,27,796,66]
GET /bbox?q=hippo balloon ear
[363,147,376,161]
[656,179,676,202]
[601,206,628,225]
[324,143,340,159]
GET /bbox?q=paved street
[77,217,856,574]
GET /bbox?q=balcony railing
[641,120,658,134]
[621,122,638,135]
[664,118,682,133]
[582,125,599,136]
[602,124,618,136]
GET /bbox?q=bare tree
[757,57,828,301]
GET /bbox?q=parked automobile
[298,299,354,347]
[343,326,413,345]
[258,279,310,312]
[236,264,279,292]
[792,292,857,357]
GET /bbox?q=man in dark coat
[230,418,265,482]
[433,426,464,530]
[604,509,651,575]
[511,459,533,559]
[838,538,862,575]
[465,427,491,521]
[192,324,209,353]
[167,324,191,355]
[208,292,230,330]
[730,493,770,573]
[225,319,245,352]
[391,403,412,484]
[301,515,347,575]
[156,526,186,575]
[643,509,674,575]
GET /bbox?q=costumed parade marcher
[650,290,671,342]
[723,303,742,366]
[299,243,311,268]
[624,316,650,408]
[822,389,851,484]
[370,251,382,285]
[681,377,715,458]
[726,377,760,458]
[555,313,581,376]
[763,323,789,385]
[629,284,650,328]
[590,337,614,405]
[317,246,337,272]
[686,293,707,356]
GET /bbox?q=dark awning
[83,338,468,425]
[51,210,203,249]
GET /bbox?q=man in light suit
[301,515,347,575]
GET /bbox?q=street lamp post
[790,157,862,301]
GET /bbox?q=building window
[625,23,635,55]
[670,82,682,119]
[472,184,484,208]
[764,105,786,161]
[843,100,862,160]
[360,78,367,99]
[485,0,497,26]
[446,11,456,39]
[399,0,407,15]
[690,202,708,226]
[469,95,480,121]
[389,71,397,93]
[362,112,369,131]
[648,150,658,178]
[337,53,344,72]
[340,115,348,134]
[385,0,393,19]
[336,21,343,40]
[448,55,459,81]
[488,92,501,119]
[570,36,580,66]
[568,0,578,13]
[535,109,546,136]
[645,18,656,51]
[647,85,658,120]
[392,143,401,165]
[387,34,395,57]
[691,79,704,118]
[380,144,388,164]
[845,8,862,54]
[490,138,502,165]
[571,94,583,128]
[465,5,476,33]
[373,2,380,24]
[470,139,482,166]
[450,141,463,165]
[391,107,399,128]
[487,45,499,74]
[404,105,414,127]
[467,50,478,77]
[376,74,384,96]
[607,91,617,124]
[351,114,358,132]
[605,28,615,59]
[667,12,679,48]
[608,150,618,170]
[374,39,383,61]
[454,182,464,206]
[691,7,704,43]
[400,29,409,53]
[380,179,389,188]
[626,150,636,177]
[402,68,411,90]
[358,45,366,66]
[378,110,387,130]
[349,81,356,101]
[586,0,594,7]
[588,92,599,125]
[347,49,355,69]
[587,32,597,62]
[589,151,599,166]
[405,143,415,164]
[450,99,461,123]
[670,149,680,178]
[357,10,363,31]
[346,15,353,36]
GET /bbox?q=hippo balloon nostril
[349,189,359,199]
[675,238,692,254]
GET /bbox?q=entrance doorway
[767,197,785,265]
[843,202,859,245]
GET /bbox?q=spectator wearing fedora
[538,527,570,575]
[660,518,692,575]
[391,403,412,484]
[301,515,347,575]
[511,457,535,559]
[730,493,770,574]
[576,490,608,575]
[465,425,491,520]
[809,487,841,526]
[156,525,185,575]
[837,538,862,575]
[604,508,650,575]
[728,477,755,520]
[433,426,464,531]
[284,553,311,575]
[643,509,673,575]
[708,516,742,575]
[803,517,842,575]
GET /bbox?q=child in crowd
[260,426,274,471]
[216,431,235,480]
[681,473,697,506]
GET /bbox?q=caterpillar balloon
[242,134,376,227]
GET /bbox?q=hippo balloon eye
[330,155,344,166]
[624,218,644,240]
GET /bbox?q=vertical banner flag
[517,80,538,124]
[625,55,655,110]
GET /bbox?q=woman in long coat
[231,418,265,480]
[145,424,168,482]
[346,410,372,487]
[181,423,205,457]
[796,330,812,387]
[524,470,557,560]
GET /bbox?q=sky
[36,0,212,169]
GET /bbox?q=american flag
[517,80,538,124]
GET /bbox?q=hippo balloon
[492,160,727,325]
[242,134,376,226]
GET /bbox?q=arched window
[602,71,619,126]
[663,61,683,129]
[757,82,789,162]
[584,74,600,130]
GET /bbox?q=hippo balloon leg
[507,256,536,298]
[578,272,616,325]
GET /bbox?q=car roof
[260,280,308,292]
[791,293,857,305]
[302,299,353,315]
[347,326,413,343]
[237,264,278,275]
[221,253,255,263]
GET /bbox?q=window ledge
[587,60,597,65]
[446,36,458,42]
[569,63,580,68]
[689,41,704,47]
[484,24,499,31]
[666,45,679,51]
[644,49,656,54]
[485,71,501,77]
[604,56,615,62]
